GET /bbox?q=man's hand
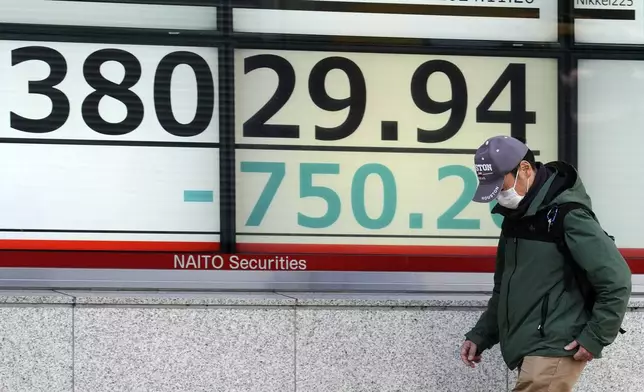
[460,340,482,368]
[564,340,594,362]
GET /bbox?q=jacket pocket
[537,292,550,338]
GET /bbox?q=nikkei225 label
[234,50,558,246]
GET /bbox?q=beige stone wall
[0,290,640,392]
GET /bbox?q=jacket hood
[537,161,592,211]
[492,161,592,218]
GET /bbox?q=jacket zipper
[506,237,518,333]
[538,292,549,338]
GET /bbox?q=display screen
[0,40,220,250]
[577,59,643,249]
[0,0,218,30]
[234,49,558,251]
[232,0,558,42]
[574,0,640,44]
[0,2,641,289]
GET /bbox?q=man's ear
[519,161,532,176]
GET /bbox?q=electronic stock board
[0,0,641,291]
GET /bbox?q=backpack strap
[547,203,626,335]
[547,203,587,292]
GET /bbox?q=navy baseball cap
[472,136,529,203]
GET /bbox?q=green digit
[298,163,341,228]
[437,165,480,230]
[240,161,285,226]
[490,200,504,228]
[351,163,396,230]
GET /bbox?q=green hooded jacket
[465,161,632,370]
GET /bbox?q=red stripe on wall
[6,240,644,259]
[0,240,220,252]
[0,250,642,273]
[236,243,499,256]
[0,251,493,271]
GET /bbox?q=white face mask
[497,173,528,210]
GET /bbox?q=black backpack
[500,202,626,335]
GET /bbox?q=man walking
[460,135,631,391]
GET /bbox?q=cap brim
[472,178,503,203]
